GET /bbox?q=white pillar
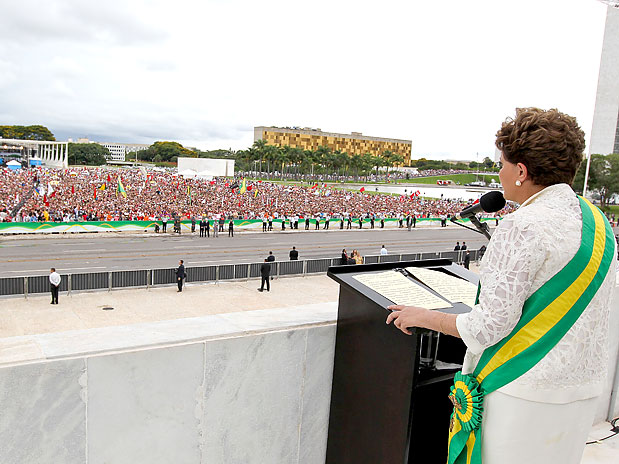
[63,143,68,168]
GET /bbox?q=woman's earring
[515,180,522,187]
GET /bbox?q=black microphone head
[479,191,506,213]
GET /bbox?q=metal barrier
[249,263,263,278]
[0,249,482,298]
[186,266,216,283]
[305,258,333,274]
[153,268,176,285]
[218,264,235,281]
[279,260,304,276]
[234,264,249,280]
[112,270,148,289]
[72,272,109,291]
[378,254,400,263]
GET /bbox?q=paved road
[0,227,489,277]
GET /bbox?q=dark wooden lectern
[326,259,478,464]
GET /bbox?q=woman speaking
[386,108,617,464]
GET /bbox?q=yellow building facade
[254,126,411,166]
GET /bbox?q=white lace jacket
[456,184,618,403]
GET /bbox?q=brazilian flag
[116,177,127,198]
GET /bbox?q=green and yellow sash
[447,196,616,464]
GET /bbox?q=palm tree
[263,144,279,179]
[335,150,349,178]
[350,153,363,181]
[382,150,394,178]
[280,145,293,178]
[389,154,405,180]
[361,153,375,181]
[314,146,332,178]
[251,139,269,175]
[301,149,315,177]
[371,155,385,177]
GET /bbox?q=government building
[254,126,412,166]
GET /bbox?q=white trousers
[480,391,598,464]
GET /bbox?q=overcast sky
[0,0,611,160]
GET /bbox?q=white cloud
[0,0,610,159]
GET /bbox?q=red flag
[310,184,318,189]
[94,188,97,200]
[107,174,111,183]
[209,181,215,185]
[71,185,75,194]
[359,187,365,192]
[247,185,252,191]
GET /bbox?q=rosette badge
[448,372,484,433]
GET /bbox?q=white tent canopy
[195,170,214,180]
[178,169,197,178]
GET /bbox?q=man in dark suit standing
[258,258,271,292]
[289,246,299,260]
[461,242,467,251]
[228,219,234,237]
[199,217,206,237]
[266,251,275,281]
[463,251,471,270]
[176,259,186,292]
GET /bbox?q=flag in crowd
[116,177,127,198]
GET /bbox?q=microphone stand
[450,215,492,240]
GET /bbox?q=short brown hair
[495,108,585,186]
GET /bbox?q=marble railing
[0,303,337,464]
[0,283,617,463]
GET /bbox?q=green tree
[68,143,109,166]
[360,153,375,180]
[0,125,56,141]
[572,153,619,207]
[483,157,495,169]
[140,141,196,162]
[314,146,332,175]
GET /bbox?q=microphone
[454,191,506,220]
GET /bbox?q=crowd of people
[238,168,473,183]
[0,166,513,224]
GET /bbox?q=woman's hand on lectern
[386,305,429,335]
